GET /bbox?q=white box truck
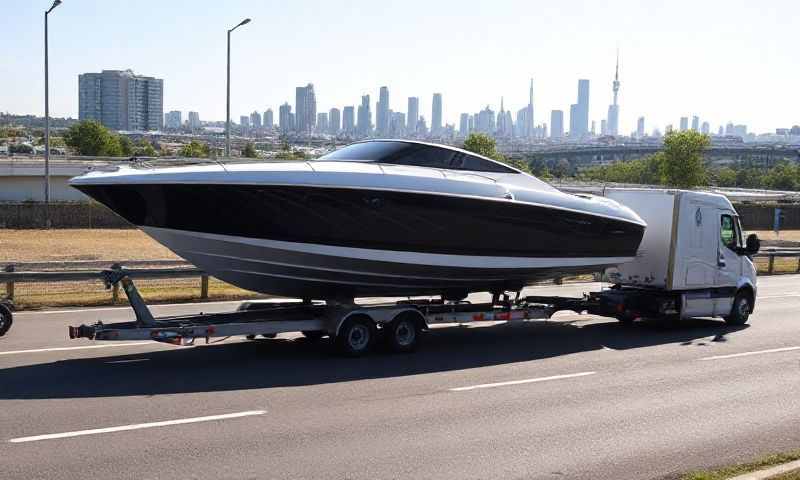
[599,188,760,323]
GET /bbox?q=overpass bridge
[506,144,800,167]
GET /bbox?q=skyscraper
[431,93,443,136]
[376,86,390,135]
[279,102,293,132]
[459,113,470,137]
[240,115,249,128]
[316,112,328,134]
[600,119,608,136]
[569,79,590,137]
[701,121,710,135]
[637,117,645,138]
[343,106,355,135]
[79,69,163,131]
[527,79,534,139]
[295,83,316,133]
[357,95,372,137]
[680,117,689,131]
[550,110,564,139]
[407,97,419,134]
[263,109,273,129]
[250,110,262,129]
[606,52,620,136]
[691,116,700,131]
[329,108,341,134]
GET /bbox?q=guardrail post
[554,276,564,285]
[4,265,14,302]
[112,282,120,304]
[200,274,209,299]
[768,255,775,274]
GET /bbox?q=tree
[659,130,710,188]
[463,133,503,161]
[713,167,737,187]
[63,120,123,156]
[133,138,158,157]
[242,142,258,158]
[177,140,210,158]
[119,135,134,156]
[762,162,799,191]
[463,132,531,173]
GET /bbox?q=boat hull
[75,183,645,298]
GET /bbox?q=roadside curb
[728,459,800,480]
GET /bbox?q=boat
[70,140,646,300]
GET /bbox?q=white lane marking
[700,346,800,361]
[0,342,152,356]
[9,410,267,443]
[105,358,150,364]
[449,371,596,392]
[759,293,800,299]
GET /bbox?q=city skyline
[2,0,798,134]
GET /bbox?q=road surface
[1,277,799,479]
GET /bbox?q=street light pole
[226,18,251,158]
[44,0,61,227]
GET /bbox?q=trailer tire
[384,311,423,353]
[301,330,325,341]
[724,291,752,326]
[0,303,12,337]
[616,312,636,326]
[335,315,376,357]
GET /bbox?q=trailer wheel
[724,291,751,325]
[335,315,376,357]
[301,330,325,341]
[616,312,636,326]
[0,303,12,337]
[385,312,423,353]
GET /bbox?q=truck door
[715,212,742,315]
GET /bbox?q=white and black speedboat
[70,140,646,299]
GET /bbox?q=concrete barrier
[0,202,130,229]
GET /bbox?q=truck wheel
[616,312,636,326]
[335,315,376,357]
[724,291,751,325]
[301,330,325,341]
[0,304,12,336]
[385,312,422,353]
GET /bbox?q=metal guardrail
[2,250,799,305]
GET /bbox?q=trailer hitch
[101,264,156,326]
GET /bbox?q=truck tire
[335,315,376,357]
[0,303,11,336]
[384,312,422,353]
[724,291,751,325]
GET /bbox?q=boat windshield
[317,141,518,174]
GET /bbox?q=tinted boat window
[318,141,518,174]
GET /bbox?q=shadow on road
[0,317,747,400]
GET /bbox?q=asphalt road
[1,276,799,479]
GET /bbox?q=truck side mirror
[744,234,760,256]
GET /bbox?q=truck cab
[604,189,759,324]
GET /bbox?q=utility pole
[44,0,62,227]
[226,18,251,158]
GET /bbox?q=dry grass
[747,230,800,243]
[0,229,178,262]
[681,450,800,480]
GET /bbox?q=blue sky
[2,0,797,134]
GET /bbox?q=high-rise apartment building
[165,110,181,130]
[550,110,564,139]
[240,115,250,129]
[329,108,341,134]
[459,113,470,137]
[343,106,355,135]
[637,116,645,138]
[680,117,689,131]
[691,116,700,131]
[316,112,328,133]
[701,121,710,135]
[79,69,164,131]
[295,83,316,133]
[188,111,201,130]
[407,97,419,134]
[431,93,443,135]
